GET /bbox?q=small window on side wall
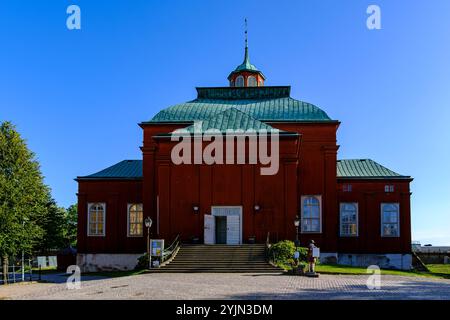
[88,203,105,236]
[385,185,394,193]
[343,184,352,192]
[128,204,143,237]
[301,196,322,233]
[381,203,400,237]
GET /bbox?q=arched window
[381,203,399,237]
[128,204,143,237]
[340,203,358,236]
[247,76,257,87]
[88,203,105,236]
[235,76,244,87]
[301,196,321,233]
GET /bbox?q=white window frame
[87,202,106,237]
[381,203,400,237]
[247,76,257,87]
[300,195,322,234]
[384,185,395,193]
[340,203,359,237]
[235,75,244,87]
[127,203,143,237]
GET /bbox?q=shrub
[135,253,149,270]
[269,240,309,265]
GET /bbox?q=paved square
[1,273,450,300]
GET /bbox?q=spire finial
[244,18,248,48]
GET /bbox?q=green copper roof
[77,159,410,181]
[77,160,143,180]
[228,46,265,80]
[183,107,283,133]
[147,87,333,124]
[337,159,411,180]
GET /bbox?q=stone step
[149,268,282,273]
[155,244,281,273]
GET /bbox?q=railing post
[29,259,32,281]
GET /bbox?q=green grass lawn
[275,261,450,279]
[84,269,147,278]
[313,264,450,279]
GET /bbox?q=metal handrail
[161,234,180,263]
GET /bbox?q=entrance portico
[204,206,242,245]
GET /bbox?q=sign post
[150,239,164,268]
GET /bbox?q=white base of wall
[77,253,143,272]
[320,252,412,271]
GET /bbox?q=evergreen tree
[0,121,49,283]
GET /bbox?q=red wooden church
[76,43,413,271]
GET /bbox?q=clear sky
[1,1,449,245]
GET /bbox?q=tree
[38,200,68,252]
[65,204,78,247]
[0,121,49,283]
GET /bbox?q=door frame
[211,206,243,245]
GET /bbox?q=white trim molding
[339,202,359,237]
[211,206,243,245]
[300,195,322,234]
[87,202,106,237]
[380,202,400,238]
[127,203,144,238]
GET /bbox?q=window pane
[97,223,103,235]
[311,219,320,232]
[136,224,143,235]
[383,223,398,236]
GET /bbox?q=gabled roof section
[77,160,143,181]
[183,107,283,134]
[337,159,411,180]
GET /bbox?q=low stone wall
[416,253,450,264]
[77,253,143,272]
[320,252,412,270]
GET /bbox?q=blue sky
[1,1,449,245]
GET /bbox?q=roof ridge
[182,107,278,133]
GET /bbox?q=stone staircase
[149,244,282,273]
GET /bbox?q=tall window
[235,76,244,87]
[381,203,400,237]
[301,196,321,233]
[88,203,105,236]
[247,76,257,87]
[128,204,143,237]
[340,203,358,237]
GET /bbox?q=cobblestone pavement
[1,273,450,300]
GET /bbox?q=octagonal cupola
[228,21,265,87]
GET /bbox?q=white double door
[204,206,242,245]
